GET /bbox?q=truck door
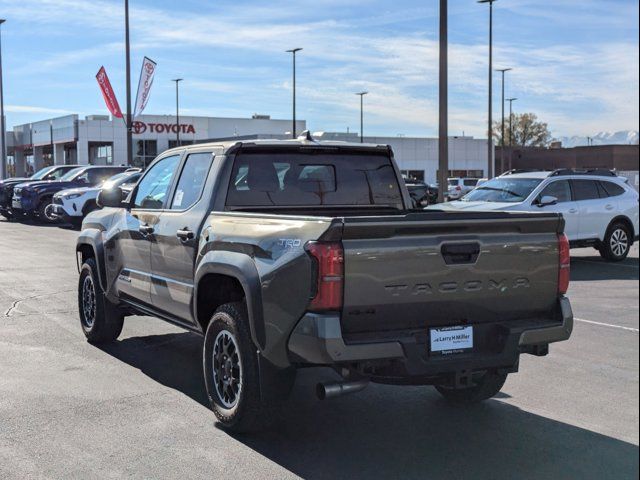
[150,151,215,324]
[115,154,181,306]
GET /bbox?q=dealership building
[3,113,491,183]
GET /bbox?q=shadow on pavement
[99,331,639,480]
[570,255,639,282]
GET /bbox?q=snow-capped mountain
[556,130,639,148]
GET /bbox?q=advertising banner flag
[133,57,157,117]
[95,66,123,119]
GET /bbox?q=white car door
[535,179,580,240]
[572,179,611,241]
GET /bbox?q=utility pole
[478,0,496,178]
[124,0,133,166]
[438,0,448,203]
[172,78,183,147]
[286,48,302,138]
[355,91,368,143]
[496,67,511,175]
[0,19,7,179]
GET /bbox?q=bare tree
[493,113,552,148]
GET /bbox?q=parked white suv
[446,177,480,200]
[430,169,639,261]
[49,169,141,226]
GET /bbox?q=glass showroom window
[135,140,158,168]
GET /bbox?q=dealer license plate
[430,325,473,356]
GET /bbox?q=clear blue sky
[1,0,638,138]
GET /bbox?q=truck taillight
[306,241,344,311]
[558,233,570,295]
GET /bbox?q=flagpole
[125,0,133,166]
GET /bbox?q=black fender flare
[76,229,107,293]
[194,251,266,350]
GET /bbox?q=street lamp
[286,48,302,138]
[438,0,448,203]
[478,0,496,178]
[355,91,368,143]
[496,67,512,174]
[172,78,183,147]
[507,97,517,170]
[124,1,133,166]
[0,19,7,179]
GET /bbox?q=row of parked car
[0,165,141,227]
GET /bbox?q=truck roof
[162,136,392,156]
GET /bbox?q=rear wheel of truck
[78,258,124,343]
[203,302,268,432]
[435,371,507,405]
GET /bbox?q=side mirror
[97,187,125,208]
[537,195,558,207]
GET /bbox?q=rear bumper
[288,297,573,379]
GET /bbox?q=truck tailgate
[338,211,563,334]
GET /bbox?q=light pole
[124,1,133,166]
[172,78,183,147]
[286,48,302,138]
[0,19,7,179]
[355,91,368,143]
[496,67,511,174]
[507,97,517,170]
[438,0,448,203]
[478,0,496,178]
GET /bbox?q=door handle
[568,208,578,214]
[176,228,194,241]
[139,224,154,235]
[605,204,614,210]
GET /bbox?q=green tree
[493,113,552,148]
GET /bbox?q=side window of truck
[170,152,214,210]
[133,155,181,209]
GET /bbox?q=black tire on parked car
[78,258,124,343]
[435,371,507,405]
[599,221,632,262]
[203,302,271,432]
[37,198,56,223]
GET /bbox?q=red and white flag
[95,66,123,119]
[133,57,157,117]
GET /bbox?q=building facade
[5,114,306,176]
[3,114,492,184]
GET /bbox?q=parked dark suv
[0,165,77,219]
[11,166,128,221]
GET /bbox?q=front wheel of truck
[78,258,124,343]
[435,371,507,405]
[203,302,270,432]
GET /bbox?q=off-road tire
[599,222,632,262]
[78,258,123,343]
[203,302,269,432]
[435,371,507,405]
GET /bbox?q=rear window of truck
[226,151,403,208]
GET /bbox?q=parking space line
[575,317,639,333]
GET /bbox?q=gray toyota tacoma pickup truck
[76,135,573,431]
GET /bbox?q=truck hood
[0,178,35,189]
[16,180,80,192]
[427,201,524,211]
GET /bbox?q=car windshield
[461,177,543,203]
[59,167,85,181]
[31,166,57,180]
[102,172,140,190]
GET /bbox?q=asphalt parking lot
[0,218,638,479]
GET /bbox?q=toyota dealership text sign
[132,121,196,135]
